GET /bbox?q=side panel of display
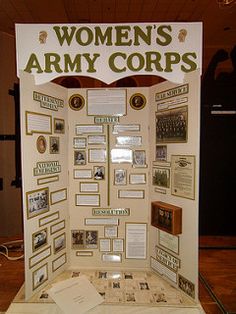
[20,71,69,300]
[148,70,200,302]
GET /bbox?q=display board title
[16,23,202,84]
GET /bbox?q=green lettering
[115,26,132,46]
[181,52,197,72]
[83,53,100,72]
[156,25,172,46]
[44,53,63,73]
[145,51,163,72]
[164,52,180,72]
[24,54,43,73]
[64,54,82,72]
[76,27,93,46]
[94,27,112,45]
[127,53,144,71]
[53,26,76,46]
[109,52,126,72]
[133,26,152,45]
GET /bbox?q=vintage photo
[54,233,66,253]
[36,135,47,154]
[85,230,98,249]
[54,118,65,134]
[178,274,195,299]
[133,150,146,167]
[152,167,170,188]
[156,145,167,161]
[26,187,49,219]
[156,106,187,143]
[33,263,48,290]
[71,230,85,249]
[114,169,126,185]
[49,136,59,154]
[74,150,86,165]
[130,93,146,110]
[93,166,105,180]
[32,228,47,252]
[69,94,85,111]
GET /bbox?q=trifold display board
[16,23,202,304]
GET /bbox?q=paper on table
[48,275,104,314]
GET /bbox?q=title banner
[15,23,202,85]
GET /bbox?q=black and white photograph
[32,228,47,252]
[152,167,170,188]
[26,187,49,219]
[156,106,188,143]
[53,233,66,253]
[49,136,59,154]
[178,274,195,299]
[33,263,48,290]
[133,150,146,167]
[54,118,65,134]
[71,230,85,249]
[85,230,98,249]
[114,169,126,185]
[156,145,167,161]
[93,166,105,180]
[74,150,86,165]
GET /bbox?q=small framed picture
[152,167,170,188]
[112,238,124,252]
[104,225,118,238]
[36,135,47,154]
[26,187,49,219]
[156,145,167,161]
[74,150,86,165]
[151,201,182,235]
[114,169,127,185]
[49,136,59,154]
[93,166,105,180]
[133,150,146,167]
[32,263,48,290]
[130,93,146,110]
[73,137,86,149]
[99,238,111,252]
[54,118,65,134]
[69,94,85,111]
[71,230,85,249]
[178,274,195,299]
[53,232,66,254]
[32,228,47,252]
[85,230,98,249]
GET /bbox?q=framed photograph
[112,238,124,252]
[114,169,127,185]
[49,136,59,154]
[69,94,85,111]
[151,201,182,235]
[26,187,49,219]
[36,135,47,154]
[54,118,65,134]
[156,106,188,143]
[93,166,105,180]
[156,145,167,161]
[73,137,86,149]
[85,230,98,249]
[74,150,86,165]
[130,93,146,110]
[53,232,66,254]
[99,238,111,252]
[133,150,146,167]
[111,148,132,163]
[104,225,118,238]
[32,263,48,290]
[32,228,47,252]
[89,148,106,163]
[152,167,170,188]
[71,230,85,249]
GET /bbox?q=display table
[6,269,205,314]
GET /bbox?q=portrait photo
[133,150,146,167]
[156,145,167,161]
[74,150,86,165]
[71,230,85,249]
[85,230,98,249]
[130,93,146,110]
[114,169,127,185]
[49,136,59,154]
[32,228,47,252]
[69,94,85,111]
[54,118,65,134]
[36,135,47,154]
[94,166,105,180]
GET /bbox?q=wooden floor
[0,236,235,313]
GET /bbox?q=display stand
[13,22,203,313]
